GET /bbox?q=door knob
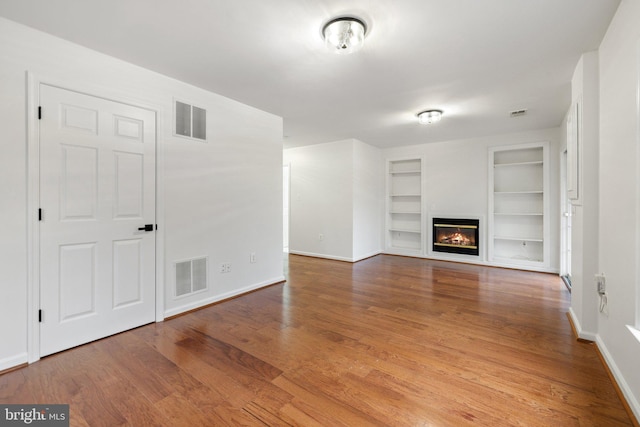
[138,224,154,232]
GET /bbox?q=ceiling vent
[509,109,528,118]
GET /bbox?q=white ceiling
[0,0,620,149]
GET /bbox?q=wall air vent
[175,100,207,141]
[509,109,528,118]
[175,257,207,297]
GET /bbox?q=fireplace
[432,218,479,256]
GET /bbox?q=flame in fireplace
[440,231,473,246]
[446,232,472,246]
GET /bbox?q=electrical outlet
[220,262,231,273]
[250,252,256,263]
[319,233,324,241]
[595,273,606,295]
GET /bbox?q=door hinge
[38,208,42,221]
[38,309,42,323]
[38,106,42,120]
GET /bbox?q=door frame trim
[26,73,165,363]
[560,148,569,278]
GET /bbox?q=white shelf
[494,160,543,168]
[494,236,544,243]
[389,228,421,234]
[488,143,548,270]
[494,212,543,216]
[493,255,544,263]
[390,211,421,214]
[493,146,543,164]
[386,158,423,255]
[390,170,421,175]
[389,244,422,251]
[494,190,543,195]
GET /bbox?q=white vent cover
[175,100,206,141]
[175,257,207,297]
[509,109,528,118]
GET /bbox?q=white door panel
[39,85,156,357]
[58,242,97,321]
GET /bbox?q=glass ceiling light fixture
[322,17,367,54]
[417,110,443,124]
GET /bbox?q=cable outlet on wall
[250,252,256,263]
[595,273,606,295]
[596,273,609,315]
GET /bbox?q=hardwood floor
[1,254,635,426]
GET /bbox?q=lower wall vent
[175,257,207,297]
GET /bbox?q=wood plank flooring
[1,254,635,426]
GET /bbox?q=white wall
[0,19,30,370]
[353,141,383,260]
[595,0,640,418]
[0,18,284,370]
[284,139,382,262]
[285,140,354,260]
[382,127,561,272]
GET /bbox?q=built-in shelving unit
[386,158,423,255]
[488,143,549,270]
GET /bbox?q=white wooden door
[39,84,156,357]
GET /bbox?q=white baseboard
[288,250,382,263]
[595,335,640,423]
[352,250,382,262]
[0,352,28,372]
[163,275,285,318]
[288,250,355,262]
[381,250,558,274]
[567,308,598,341]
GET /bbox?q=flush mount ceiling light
[322,17,367,54]
[417,110,443,124]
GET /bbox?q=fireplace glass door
[432,218,479,256]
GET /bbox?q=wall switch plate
[319,233,324,241]
[250,252,256,263]
[595,273,606,295]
